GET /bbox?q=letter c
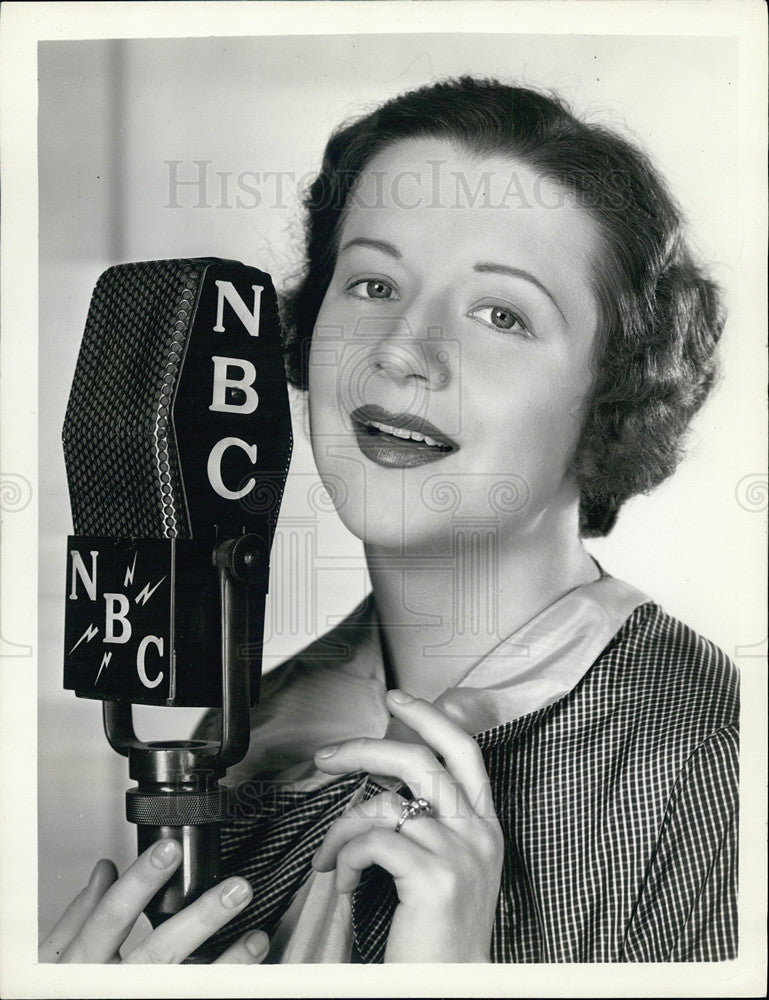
[137,635,164,689]
[207,437,257,500]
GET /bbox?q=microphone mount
[102,533,265,958]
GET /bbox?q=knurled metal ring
[126,788,229,826]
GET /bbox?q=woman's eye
[347,279,396,300]
[468,304,530,335]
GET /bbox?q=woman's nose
[362,314,453,391]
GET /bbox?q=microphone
[62,258,292,953]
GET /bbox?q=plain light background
[18,14,767,990]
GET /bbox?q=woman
[40,77,738,964]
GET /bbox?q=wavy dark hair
[281,76,725,536]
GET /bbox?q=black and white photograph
[0,1,766,996]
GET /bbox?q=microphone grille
[63,259,204,538]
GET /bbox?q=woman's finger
[314,693,496,825]
[213,930,269,964]
[334,827,434,894]
[314,737,467,825]
[122,876,253,964]
[59,839,182,963]
[312,791,455,873]
[38,859,117,963]
[385,690,496,819]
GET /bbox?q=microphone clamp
[101,532,264,957]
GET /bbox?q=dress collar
[430,573,651,735]
[231,574,650,790]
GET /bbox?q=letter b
[104,593,132,644]
[209,356,259,413]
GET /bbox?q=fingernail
[388,689,414,704]
[221,879,251,909]
[150,839,179,869]
[316,745,339,758]
[311,849,329,871]
[245,931,268,958]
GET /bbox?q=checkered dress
[204,603,738,962]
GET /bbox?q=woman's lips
[350,404,458,468]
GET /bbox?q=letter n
[69,550,98,600]
[213,281,263,337]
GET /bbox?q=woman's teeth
[366,420,444,449]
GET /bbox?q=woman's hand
[39,838,269,964]
[312,690,503,962]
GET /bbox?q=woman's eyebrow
[338,237,401,259]
[474,262,566,322]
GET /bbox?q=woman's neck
[365,510,599,701]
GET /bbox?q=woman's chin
[333,511,427,553]
[332,505,488,558]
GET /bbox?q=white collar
[230,574,650,790]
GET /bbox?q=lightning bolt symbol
[124,552,138,587]
[69,623,99,654]
[94,650,112,685]
[135,575,167,606]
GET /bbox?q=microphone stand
[102,533,265,963]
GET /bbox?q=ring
[394,797,433,833]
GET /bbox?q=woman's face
[308,138,602,554]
